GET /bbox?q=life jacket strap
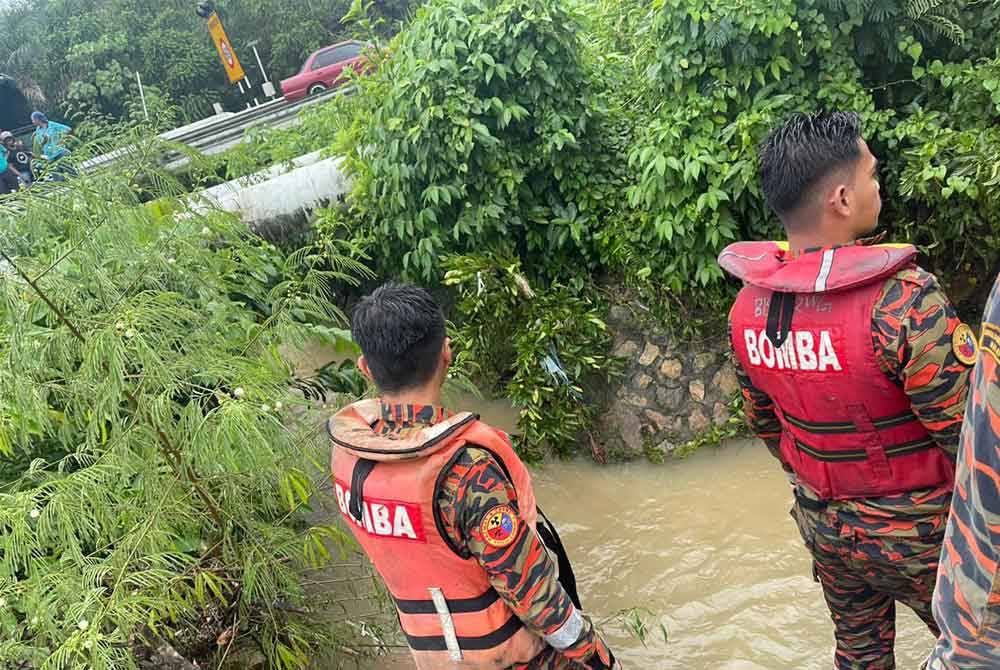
[394,588,501,615]
[765,291,796,349]
[349,459,377,523]
[794,436,937,462]
[402,613,524,651]
[536,507,582,609]
[783,410,917,434]
[848,403,892,481]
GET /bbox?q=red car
[280,40,368,102]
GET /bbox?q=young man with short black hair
[720,111,974,670]
[328,282,617,670]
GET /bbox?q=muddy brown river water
[289,349,935,669]
[529,445,933,669]
[442,393,934,669]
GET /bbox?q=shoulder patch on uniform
[953,323,979,366]
[980,323,1000,365]
[480,504,519,548]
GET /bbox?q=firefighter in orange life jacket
[328,283,618,670]
[720,111,974,670]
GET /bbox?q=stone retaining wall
[595,302,741,460]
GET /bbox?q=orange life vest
[328,400,548,670]
[721,242,954,500]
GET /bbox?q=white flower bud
[124,329,136,339]
[274,402,283,411]
[166,257,176,265]
[233,387,246,398]
[78,619,89,630]
[201,227,212,236]
[261,404,271,413]
[30,616,38,626]
[115,321,125,330]
[29,508,40,519]
[83,640,93,650]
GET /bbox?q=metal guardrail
[0,87,353,218]
[81,86,352,173]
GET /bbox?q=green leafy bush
[878,50,1000,312]
[337,0,607,281]
[444,252,619,461]
[621,0,885,290]
[0,141,363,669]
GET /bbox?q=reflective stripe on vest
[428,587,462,660]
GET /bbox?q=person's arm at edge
[873,271,973,459]
[442,450,616,669]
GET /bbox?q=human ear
[831,184,851,218]
[357,356,374,382]
[442,338,453,370]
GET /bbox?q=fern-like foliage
[0,129,362,669]
[906,0,967,43]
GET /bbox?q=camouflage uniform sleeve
[927,275,1000,669]
[872,269,973,458]
[437,448,615,669]
[729,322,787,468]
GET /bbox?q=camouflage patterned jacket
[374,403,615,670]
[927,275,1000,669]
[733,255,972,524]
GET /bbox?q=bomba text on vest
[743,329,845,373]
[334,481,426,542]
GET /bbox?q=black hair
[759,111,863,220]
[350,282,447,393]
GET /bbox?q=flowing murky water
[286,343,936,669]
[353,441,934,669]
[532,445,932,669]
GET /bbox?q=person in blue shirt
[31,111,72,161]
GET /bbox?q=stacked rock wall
[596,303,742,460]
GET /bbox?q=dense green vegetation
[328,0,1000,306]
[0,0,414,126]
[316,0,1000,458]
[0,140,375,668]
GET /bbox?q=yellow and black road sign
[206,11,245,84]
